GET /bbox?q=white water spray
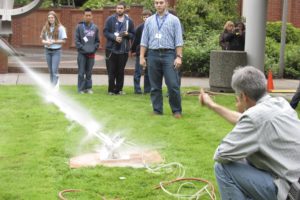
[0,38,123,160]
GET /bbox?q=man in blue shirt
[103,1,135,95]
[140,0,184,118]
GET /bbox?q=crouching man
[199,66,300,200]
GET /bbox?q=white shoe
[86,89,93,94]
[54,80,59,92]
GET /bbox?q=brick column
[0,52,8,74]
[0,36,9,74]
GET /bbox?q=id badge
[114,32,120,37]
[155,33,162,39]
[83,36,88,43]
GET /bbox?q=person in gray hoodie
[103,1,135,95]
[75,8,100,94]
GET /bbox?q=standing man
[75,8,100,94]
[131,9,152,94]
[103,1,135,95]
[199,66,300,200]
[140,0,183,118]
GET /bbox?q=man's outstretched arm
[199,88,242,125]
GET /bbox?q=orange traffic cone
[267,70,274,92]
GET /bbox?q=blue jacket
[103,14,135,54]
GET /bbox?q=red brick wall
[10,6,144,50]
[0,52,8,73]
[239,0,300,28]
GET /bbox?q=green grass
[0,85,298,200]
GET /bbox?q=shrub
[182,26,220,76]
[265,37,280,75]
[266,22,300,44]
[285,44,300,78]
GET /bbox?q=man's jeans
[147,50,181,114]
[45,49,61,86]
[77,53,94,92]
[134,55,151,93]
[290,81,300,109]
[214,162,277,200]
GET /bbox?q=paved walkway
[1,47,299,99]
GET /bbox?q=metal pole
[243,0,268,72]
[279,0,288,78]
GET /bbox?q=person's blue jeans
[214,162,277,200]
[290,81,300,109]
[45,49,61,86]
[147,50,181,114]
[77,53,94,92]
[134,55,151,94]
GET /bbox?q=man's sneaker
[108,92,115,95]
[134,91,142,95]
[79,91,85,94]
[86,89,93,94]
[118,91,126,95]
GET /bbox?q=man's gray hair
[231,66,267,101]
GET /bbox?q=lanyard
[156,13,168,32]
[82,23,93,34]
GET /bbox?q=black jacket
[103,14,135,54]
[131,23,144,56]
[219,31,245,51]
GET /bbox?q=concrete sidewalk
[2,47,299,99]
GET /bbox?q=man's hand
[140,57,146,69]
[116,36,122,43]
[130,52,136,57]
[174,57,182,69]
[199,88,214,108]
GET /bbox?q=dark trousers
[134,55,151,93]
[290,81,300,109]
[105,50,128,93]
[77,53,94,92]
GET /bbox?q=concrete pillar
[209,50,247,92]
[243,0,268,72]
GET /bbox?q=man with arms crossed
[140,0,183,118]
[199,66,300,200]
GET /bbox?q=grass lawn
[0,85,298,200]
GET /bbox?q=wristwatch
[176,54,183,59]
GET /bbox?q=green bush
[266,21,300,44]
[176,0,239,32]
[265,37,280,75]
[182,26,220,76]
[82,0,154,10]
[285,44,300,78]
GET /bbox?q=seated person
[199,66,300,200]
